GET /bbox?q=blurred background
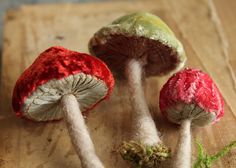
[0,0,126,86]
[0,0,119,50]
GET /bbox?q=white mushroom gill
[22,73,108,121]
[166,103,216,126]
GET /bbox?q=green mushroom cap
[89,12,186,77]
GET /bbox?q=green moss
[120,140,171,168]
[194,140,236,168]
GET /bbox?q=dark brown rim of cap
[89,33,184,77]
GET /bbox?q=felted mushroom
[159,68,224,168]
[89,12,186,167]
[12,46,114,168]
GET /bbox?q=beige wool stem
[172,119,191,168]
[61,94,104,168]
[125,59,161,145]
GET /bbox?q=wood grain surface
[1,0,236,167]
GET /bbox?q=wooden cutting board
[1,0,236,167]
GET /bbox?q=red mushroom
[12,46,114,168]
[159,68,224,168]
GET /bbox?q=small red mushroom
[12,46,114,168]
[159,68,224,168]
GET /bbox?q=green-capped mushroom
[89,12,186,168]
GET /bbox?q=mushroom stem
[120,59,170,167]
[125,59,160,145]
[61,94,104,168]
[173,119,191,168]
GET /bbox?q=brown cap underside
[89,34,180,77]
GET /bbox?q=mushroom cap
[12,46,114,121]
[89,12,186,77]
[159,68,224,126]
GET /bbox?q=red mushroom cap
[12,46,114,121]
[159,68,224,125]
